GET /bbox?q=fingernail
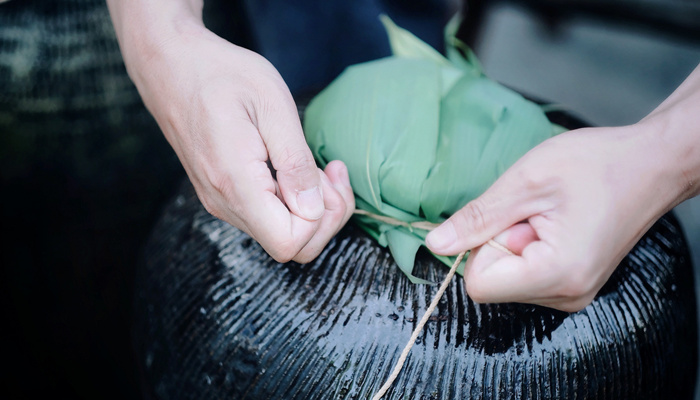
[426,221,457,251]
[297,186,324,220]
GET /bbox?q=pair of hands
[111,6,698,312]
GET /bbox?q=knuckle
[208,172,242,213]
[516,162,563,198]
[207,169,231,197]
[193,182,225,221]
[277,148,316,178]
[515,164,545,190]
[267,226,317,264]
[196,165,250,226]
[456,200,489,234]
[267,240,298,264]
[292,254,311,264]
[292,249,320,265]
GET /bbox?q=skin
[108,1,699,312]
[106,0,354,263]
[426,65,700,312]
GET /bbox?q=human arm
[426,64,700,312]
[106,0,354,263]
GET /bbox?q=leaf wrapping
[303,15,564,283]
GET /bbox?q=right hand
[426,122,694,312]
[425,63,700,312]
[116,17,355,263]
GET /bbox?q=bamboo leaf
[443,14,483,76]
[380,14,449,66]
[421,75,555,220]
[303,15,566,281]
[385,228,434,284]
[305,57,442,216]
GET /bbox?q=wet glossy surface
[135,179,697,399]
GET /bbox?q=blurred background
[2,0,699,399]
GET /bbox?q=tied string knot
[353,209,513,256]
[351,209,512,400]
[353,208,441,231]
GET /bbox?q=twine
[353,208,440,231]
[353,209,514,257]
[487,239,514,255]
[371,250,466,400]
[353,209,460,400]
[353,209,515,399]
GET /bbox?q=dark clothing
[206,0,451,96]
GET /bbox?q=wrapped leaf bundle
[304,16,566,282]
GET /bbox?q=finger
[209,119,322,263]
[292,169,352,263]
[464,240,559,305]
[254,78,324,221]
[323,160,355,232]
[425,167,551,255]
[249,189,322,262]
[492,222,539,255]
[462,222,538,298]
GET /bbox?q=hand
[426,123,689,312]
[426,62,700,312]
[109,5,354,263]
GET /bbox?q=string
[487,239,514,255]
[370,250,466,400]
[353,209,514,399]
[353,208,440,231]
[352,209,514,256]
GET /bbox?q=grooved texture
[135,181,698,399]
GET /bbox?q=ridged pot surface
[134,181,697,400]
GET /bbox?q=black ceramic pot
[134,104,698,399]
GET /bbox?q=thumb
[274,144,325,222]
[426,176,539,255]
[256,80,324,221]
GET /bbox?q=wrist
[631,123,699,226]
[638,74,700,205]
[107,0,205,86]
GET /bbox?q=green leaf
[385,228,434,284]
[303,15,565,281]
[443,14,483,76]
[421,75,555,220]
[305,57,442,216]
[379,14,449,66]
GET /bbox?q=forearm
[106,0,203,37]
[106,0,205,86]
[640,64,700,207]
